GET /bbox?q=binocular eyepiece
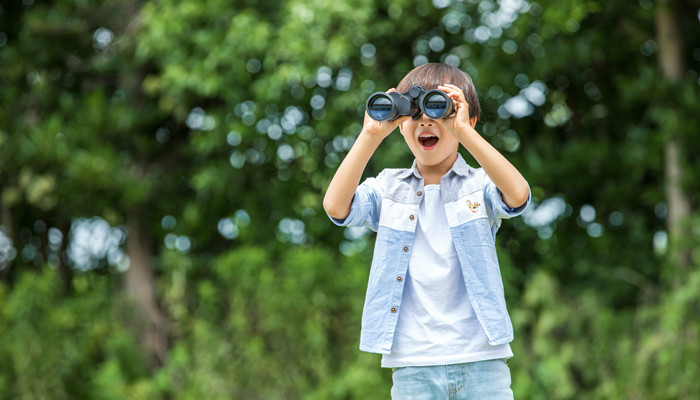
[366,85,453,121]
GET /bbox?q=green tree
[1,0,699,398]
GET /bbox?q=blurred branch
[125,211,169,368]
[656,0,692,275]
[613,266,658,303]
[0,190,12,282]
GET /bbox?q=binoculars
[366,85,454,121]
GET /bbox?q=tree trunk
[125,212,168,368]
[656,0,692,270]
[0,192,12,282]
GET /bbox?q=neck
[416,153,458,185]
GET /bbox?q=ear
[469,116,477,128]
[398,122,404,136]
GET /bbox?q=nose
[418,115,435,126]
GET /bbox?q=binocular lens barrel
[421,91,452,119]
[367,95,394,121]
[366,86,453,121]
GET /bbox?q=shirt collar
[397,153,472,180]
[450,153,472,177]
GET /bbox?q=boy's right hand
[361,88,411,140]
[324,89,409,220]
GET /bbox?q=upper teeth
[420,135,437,139]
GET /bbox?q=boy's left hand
[438,84,477,138]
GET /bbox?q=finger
[392,115,412,127]
[442,83,462,92]
[438,88,463,108]
[438,88,463,104]
[447,89,466,101]
[439,84,464,96]
[439,87,468,109]
[438,84,459,90]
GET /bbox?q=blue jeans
[391,359,514,400]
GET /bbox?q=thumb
[393,115,412,127]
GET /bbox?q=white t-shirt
[381,185,513,368]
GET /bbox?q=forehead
[400,67,468,91]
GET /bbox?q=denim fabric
[391,359,514,400]
[329,154,530,354]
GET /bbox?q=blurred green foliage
[1,0,699,398]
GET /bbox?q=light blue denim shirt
[330,154,530,354]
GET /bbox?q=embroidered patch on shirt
[466,200,480,214]
[445,190,488,228]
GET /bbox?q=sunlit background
[1,0,700,398]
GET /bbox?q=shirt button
[403,246,409,252]
[391,307,397,313]
[409,214,415,220]
[397,276,403,282]
[417,191,422,196]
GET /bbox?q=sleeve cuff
[327,194,361,226]
[486,181,531,219]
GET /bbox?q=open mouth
[418,134,439,150]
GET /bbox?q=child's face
[399,113,460,172]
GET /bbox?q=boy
[323,63,530,399]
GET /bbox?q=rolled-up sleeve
[483,173,530,221]
[328,175,383,231]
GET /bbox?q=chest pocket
[378,197,418,233]
[447,189,488,226]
